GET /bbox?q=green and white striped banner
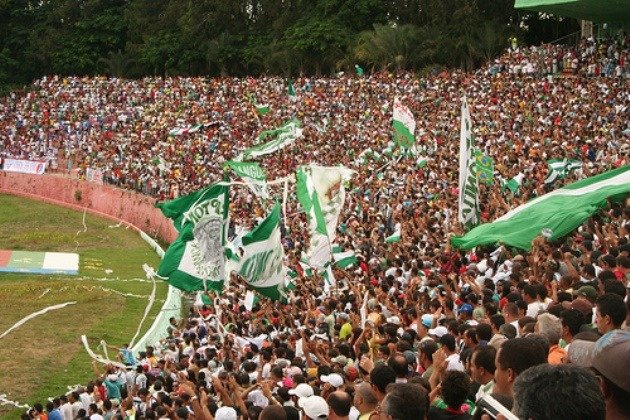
[458,96,479,229]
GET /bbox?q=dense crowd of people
[2,34,630,420]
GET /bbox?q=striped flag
[452,165,630,250]
[332,246,357,269]
[545,159,582,184]
[458,96,480,229]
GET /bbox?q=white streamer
[0,302,77,339]
[0,394,30,409]
[38,288,51,299]
[128,264,158,347]
[74,207,88,250]
[80,335,128,370]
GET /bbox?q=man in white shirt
[524,284,545,318]
[60,395,73,420]
[439,334,465,372]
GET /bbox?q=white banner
[86,168,104,184]
[2,159,47,175]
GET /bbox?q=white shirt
[445,353,465,372]
[526,301,545,318]
[61,402,73,420]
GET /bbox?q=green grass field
[0,194,171,418]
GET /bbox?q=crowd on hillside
[2,34,630,420]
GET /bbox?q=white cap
[288,383,314,407]
[428,326,448,338]
[320,373,344,388]
[302,396,329,419]
[214,406,237,420]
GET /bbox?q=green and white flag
[416,156,429,168]
[157,184,230,292]
[288,79,297,102]
[226,160,268,199]
[385,223,401,243]
[332,246,357,269]
[451,165,630,251]
[545,158,582,184]
[392,97,416,149]
[458,96,480,229]
[296,164,353,270]
[226,202,286,300]
[240,120,303,160]
[501,173,524,194]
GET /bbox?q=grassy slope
[0,194,169,418]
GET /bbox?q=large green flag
[226,202,286,300]
[157,184,230,292]
[239,120,303,160]
[545,158,582,184]
[392,97,415,148]
[475,150,494,185]
[296,164,353,270]
[451,165,630,251]
[458,96,480,229]
[226,160,268,199]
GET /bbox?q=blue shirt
[48,408,63,420]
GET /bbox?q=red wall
[0,172,178,243]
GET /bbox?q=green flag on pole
[226,160,268,199]
[451,165,630,251]
[458,96,480,229]
[226,202,287,300]
[157,184,230,292]
[239,120,303,160]
[288,79,297,102]
[296,164,353,270]
[392,97,416,149]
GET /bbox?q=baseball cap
[331,355,348,365]
[421,314,433,328]
[459,303,474,315]
[320,373,344,388]
[288,383,314,407]
[592,331,630,393]
[301,396,329,419]
[214,407,237,420]
[577,286,597,300]
[428,325,448,338]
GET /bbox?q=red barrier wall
[0,171,178,243]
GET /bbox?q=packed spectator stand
[1,36,629,420]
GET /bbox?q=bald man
[260,405,287,420]
[328,391,352,420]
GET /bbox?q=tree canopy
[0,0,578,88]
